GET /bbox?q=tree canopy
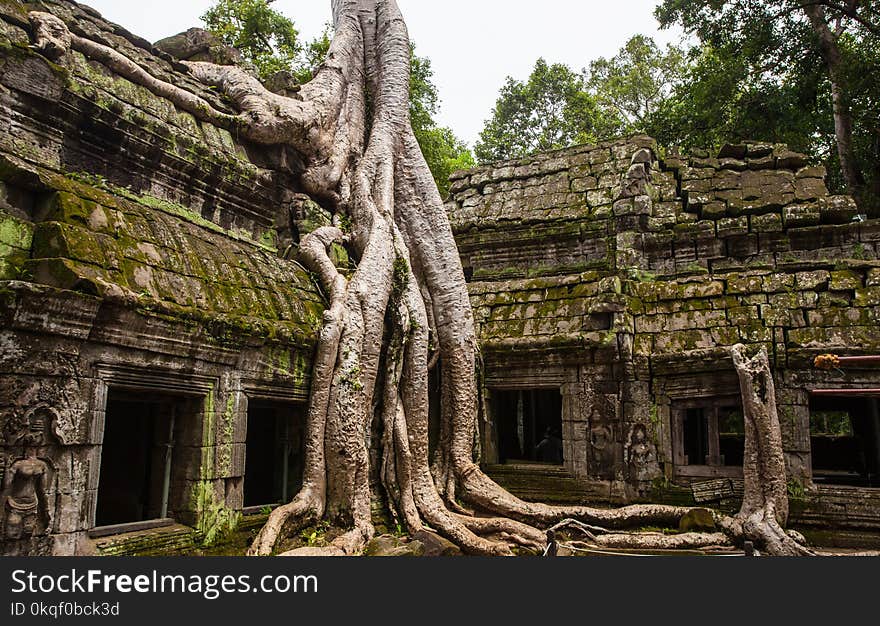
[201,0,303,80]
[474,44,689,165]
[652,0,880,206]
[587,35,686,137]
[475,59,607,164]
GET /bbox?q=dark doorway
[244,401,306,508]
[683,408,709,466]
[492,389,563,464]
[96,391,193,528]
[810,395,880,487]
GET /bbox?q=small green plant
[337,213,353,234]
[649,404,661,427]
[259,505,273,516]
[69,171,110,190]
[651,475,671,492]
[300,521,330,547]
[7,264,32,281]
[392,255,410,295]
[787,478,807,502]
[851,244,869,260]
[627,268,657,283]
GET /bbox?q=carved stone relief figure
[624,423,660,498]
[588,408,614,479]
[1,406,54,540]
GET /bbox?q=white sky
[80,1,684,146]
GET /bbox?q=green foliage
[300,521,330,547]
[654,0,880,203]
[392,255,410,296]
[202,0,302,80]
[409,49,475,197]
[68,171,110,190]
[292,27,332,84]
[475,59,607,163]
[810,410,854,437]
[587,35,687,136]
[787,478,807,502]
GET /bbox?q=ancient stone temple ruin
[448,138,880,531]
[1,0,879,555]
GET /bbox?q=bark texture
[28,4,816,557]
[802,3,866,202]
[724,345,816,556]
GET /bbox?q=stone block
[224,477,243,510]
[716,216,749,238]
[726,273,766,294]
[796,270,830,291]
[796,166,827,179]
[718,158,747,171]
[587,189,612,208]
[854,287,880,307]
[806,307,874,327]
[829,270,862,291]
[726,234,759,258]
[751,213,783,233]
[653,329,716,352]
[768,291,818,310]
[746,143,774,158]
[681,177,713,194]
[747,156,775,170]
[571,176,598,192]
[819,195,859,224]
[794,178,828,201]
[774,149,809,170]
[52,491,95,534]
[762,272,796,292]
[783,203,821,228]
[700,202,727,220]
[696,237,726,259]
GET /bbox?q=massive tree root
[29,4,817,556]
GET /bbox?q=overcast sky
[80,1,684,146]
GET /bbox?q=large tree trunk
[721,345,815,556]
[803,3,866,203]
[29,3,817,557]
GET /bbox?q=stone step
[92,523,204,556]
[482,463,613,505]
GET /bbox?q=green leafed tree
[655,0,880,209]
[587,35,687,137]
[409,51,474,196]
[475,59,608,164]
[201,0,303,80]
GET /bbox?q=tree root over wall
[30,4,815,556]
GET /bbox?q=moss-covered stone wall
[0,0,326,556]
[450,135,880,532]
